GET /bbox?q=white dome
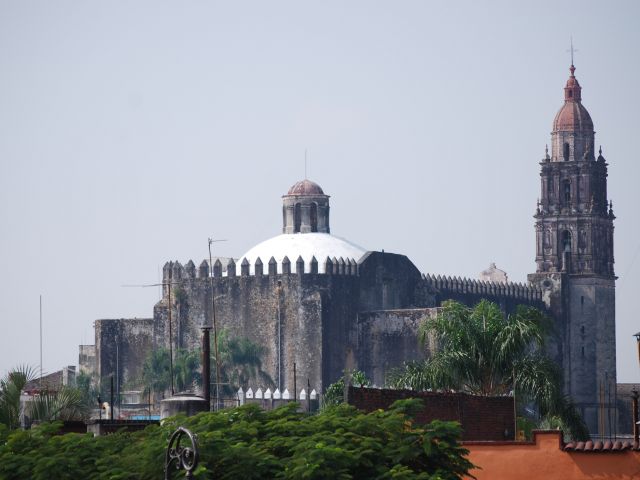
[240,233,367,274]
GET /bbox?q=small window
[563,180,571,203]
[568,90,573,98]
[581,346,585,357]
[563,143,570,161]
[580,325,585,335]
[562,230,572,253]
[310,203,318,232]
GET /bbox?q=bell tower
[529,62,616,436]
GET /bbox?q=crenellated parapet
[161,255,360,283]
[422,272,544,304]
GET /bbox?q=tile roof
[563,440,640,452]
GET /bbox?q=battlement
[162,255,360,281]
[422,273,543,303]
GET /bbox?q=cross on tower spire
[567,36,578,70]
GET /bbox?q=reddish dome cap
[287,179,325,195]
[553,102,593,132]
[552,64,594,133]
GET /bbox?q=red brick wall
[347,386,514,441]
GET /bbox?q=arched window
[310,203,318,232]
[563,179,571,203]
[563,142,570,161]
[568,90,573,98]
[282,206,287,231]
[294,203,301,233]
[562,230,572,253]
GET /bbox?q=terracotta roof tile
[563,439,640,452]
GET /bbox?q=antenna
[39,295,42,389]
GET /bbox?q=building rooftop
[240,233,366,274]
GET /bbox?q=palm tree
[140,348,171,400]
[27,387,88,423]
[212,329,273,396]
[1,365,89,428]
[174,349,201,392]
[0,365,36,429]
[388,299,589,440]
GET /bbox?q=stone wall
[94,318,155,393]
[347,386,515,441]
[87,250,554,399]
[78,345,96,377]
[155,256,361,393]
[356,308,436,386]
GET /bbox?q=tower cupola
[282,179,330,234]
[551,64,595,161]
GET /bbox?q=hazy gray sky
[1,1,639,382]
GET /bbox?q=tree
[140,347,171,400]
[0,365,36,430]
[212,329,273,396]
[76,371,100,410]
[322,370,371,409]
[0,399,475,479]
[1,366,89,428]
[140,347,201,398]
[174,349,201,392]
[388,299,589,441]
[27,387,88,423]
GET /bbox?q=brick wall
[347,386,514,441]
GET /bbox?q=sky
[1,1,639,383]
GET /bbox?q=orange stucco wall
[464,431,640,480]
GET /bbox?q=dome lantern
[282,179,330,234]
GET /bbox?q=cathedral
[79,62,616,435]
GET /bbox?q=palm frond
[27,387,89,423]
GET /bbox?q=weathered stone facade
[87,242,546,397]
[80,62,616,436]
[528,63,616,434]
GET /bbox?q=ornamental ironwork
[165,427,199,479]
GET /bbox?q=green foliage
[387,300,589,441]
[0,399,475,479]
[0,365,37,429]
[212,329,273,395]
[139,331,271,400]
[27,387,89,423]
[516,416,536,440]
[174,349,201,393]
[322,370,371,409]
[76,371,100,410]
[140,347,201,397]
[140,347,171,398]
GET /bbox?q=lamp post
[634,332,640,367]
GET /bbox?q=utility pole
[201,326,211,411]
[39,295,43,390]
[208,237,226,410]
[168,276,174,395]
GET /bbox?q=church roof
[553,64,594,133]
[286,179,326,196]
[553,101,594,132]
[240,233,366,274]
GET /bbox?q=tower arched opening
[294,203,302,233]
